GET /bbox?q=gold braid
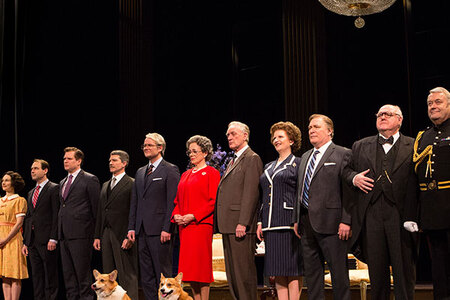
[413,131,433,177]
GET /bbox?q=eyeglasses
[375,112,398,118]
[141,144,158,150]
[186,149,201,156]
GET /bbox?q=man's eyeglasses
[375,112,398,119]
[141,144,158,150]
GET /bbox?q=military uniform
[414,118,450,299]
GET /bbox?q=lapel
[33,183,49,210]
[391,134,411,174]
[220,147,251,182]
[298,149,313,186]
[264,154,295,185]
[362,136,378,172]
[144,160,165,194]
[61,170,83,199]
[107,175,128,206]
[311,143,335,180]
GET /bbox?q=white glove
[403,221,419,232]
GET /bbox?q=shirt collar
[112,172,126,183]
[379,131,400,144]
[314,140,332,153]
[149,157,163,170]
[36,179,49,189]
[235,144,249,159]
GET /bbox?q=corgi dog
[92,269,131,300]
[159,272,193,300]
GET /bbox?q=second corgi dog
[159,272,193,300]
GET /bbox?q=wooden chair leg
[360,281,368,300]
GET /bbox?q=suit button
[105,209,108,212]
[62,204,66,208]
[269,185,272,188]
[269,194,271,197]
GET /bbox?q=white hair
[228,121,250,143]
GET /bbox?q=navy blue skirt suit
[259,154,303,276]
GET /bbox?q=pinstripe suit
[259,154,303,276]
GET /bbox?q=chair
[211,234,228,287]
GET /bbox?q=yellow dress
[0,194,28,279]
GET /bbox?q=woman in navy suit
[257,121,304,300]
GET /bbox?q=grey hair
[110,150,130,166]
[186,135,214,161]
[228,121,250,143]
[428,87,450,104]
[145,133,167,156]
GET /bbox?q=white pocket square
[324,162,336,166]
[152,177,163,181]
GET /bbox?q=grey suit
[214,147,263,300]
[346,134,418,300]
[94,174,138,300]
[58,169,100,300]
[293,142,351,300]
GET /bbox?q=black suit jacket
[95,174,134,241]
[128,159,180,235]
[293,142,352,234]
[346,134,419,260]
[23,181,60,246]
[58,170,100,240]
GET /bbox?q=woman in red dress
[172,135,220,300]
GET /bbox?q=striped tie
[302,150,320,208]
[32,185,41,208]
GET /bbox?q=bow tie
[379,136,394,145]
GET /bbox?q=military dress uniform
[413,118,450,299]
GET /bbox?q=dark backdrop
[1,0,449,298]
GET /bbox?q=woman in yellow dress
[0,171,28,300]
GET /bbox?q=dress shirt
[379,131,400,154]
[111,172,126,189]
[148,157,163,172]
[62,168,82,196]
[235,144,249,159]
[306,140,332,178]
[35,179,49,196]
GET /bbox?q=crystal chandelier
[318,0,397,28]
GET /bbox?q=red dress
[172,166,220,283]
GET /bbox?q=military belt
[419,180,450,191]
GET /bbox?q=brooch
[202,172,206,175]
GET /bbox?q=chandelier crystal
[318,0,397,28]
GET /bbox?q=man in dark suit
[414,87,450,299]
[127,133,180,300]
[346,105,418,299]
[214,121,263,300]
[22,159,59,300]
[93,150,138,300]
[292,114,351,300]
[58,147,100,300]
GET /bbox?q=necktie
[302,150,320,208]
[226,154,237,173]
[32,185,41,208]
[146,164,154,176]
[62,175,73,200]
[110,177,116,190]
[379,135,394,145]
